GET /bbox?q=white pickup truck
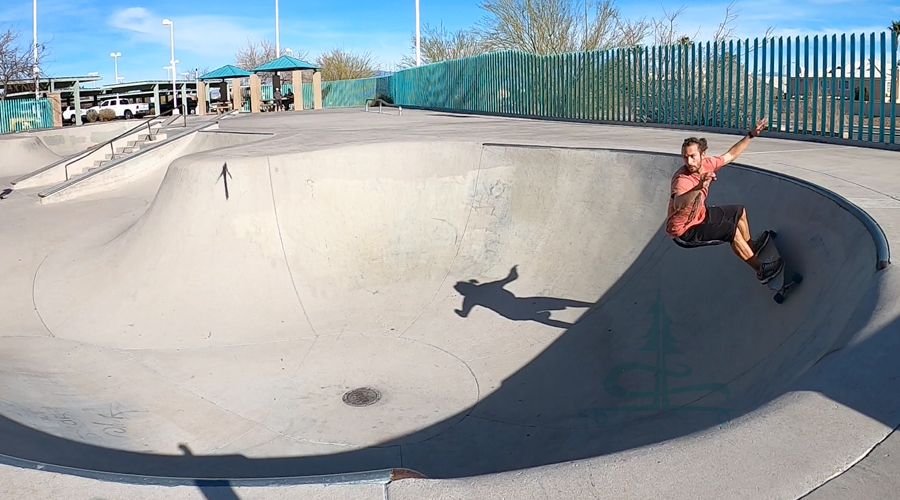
[88,96,150,119]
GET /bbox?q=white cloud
[105,7,409,70]
[108,7,269,58]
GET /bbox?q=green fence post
[720,40,727,127]
[849,34,855,140]
[785,36,792,131]
[812,35,819,135]
[891,31,898,144]
[802,36,808,134]
[830,34,838,137]
[777,36,784,132]
[760,37,768,129]
[868,32,875,143]
[879,31,886,143]
[768,37,775,131]
[741,39,747,128]
[749,39,756,127]
[615,48,621,122]
[644,47,655,122]
[666,43,671,124]
[858,33,865,141]
[816,35,828,135]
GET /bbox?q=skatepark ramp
[16,123,270,203]
[0,141,892,496]
[0,121,139,178]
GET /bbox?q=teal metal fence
[0,98,54,134]
[299,76,392,109]
[238,77,392,111]
[356,30,897,146]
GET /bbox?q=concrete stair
[89,126,166,171]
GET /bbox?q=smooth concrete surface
[5,120,162,183]
[0,135,62,177]
[38,127,273,203]
[1,108,900,500]
[26,120,134,156]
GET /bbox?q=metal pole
[163,20,178,115]
[33,0,39,99]
[275,0,280,56]
[584,0,588,48]
[415,0,420,66]
[111,53,120,83]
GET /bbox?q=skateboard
[756,231,802,304]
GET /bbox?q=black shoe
[757,258,784,284]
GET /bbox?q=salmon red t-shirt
[666,155,725,237]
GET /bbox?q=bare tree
[614,15,653,48]
[235,38,310,83]
[475,0,645,55]
[0,25,48,99]
[713,0,739,41]
[399,23,485,68]
[315,48,378,81]
[651,5,700,46]
[235,38,276,70]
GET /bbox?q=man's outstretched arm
[721,118,767,165]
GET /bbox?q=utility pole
[415,0,421,66]
[33,0,39,99]
[275,0,280,56]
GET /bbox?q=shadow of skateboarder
[453,265,592,329]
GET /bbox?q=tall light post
[584,0,588,47]
[415,0,420,66]
[110,52,121,84]
[162,19,179,114]
[275,0,280,57]
[33,0,39,98]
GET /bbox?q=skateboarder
[665,118,784,284]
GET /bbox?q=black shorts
[673,205,744,248]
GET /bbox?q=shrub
[85,110,99,123]
[99,109,117,121]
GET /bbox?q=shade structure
[198,65,252,80]
[250,55,320,73]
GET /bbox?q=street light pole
[33,0,39,98]
[584,0,588,47]
[162,19,179,115]
[415,0,420,66]
[275,0,280,57]
[110,52,121,84]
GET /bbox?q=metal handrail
[61,109,175,180]
[364,98,402,115]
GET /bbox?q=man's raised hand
[750,118,767,138]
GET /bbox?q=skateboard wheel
[794,274,803,284]
[774,293,784,304]
[770,230,778,239]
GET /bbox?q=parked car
[154,95,200,115]
[87,97,150,119]
[62,105,87,124]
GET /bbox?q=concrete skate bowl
[1,121,136,178]
[1,141,892,488]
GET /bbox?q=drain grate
[342,387,381,407]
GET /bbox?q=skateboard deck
[755,231,802,303]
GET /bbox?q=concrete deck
[1,108,899,500]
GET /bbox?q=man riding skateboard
[665,118,783,284]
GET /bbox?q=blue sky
[0,0,896,84]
